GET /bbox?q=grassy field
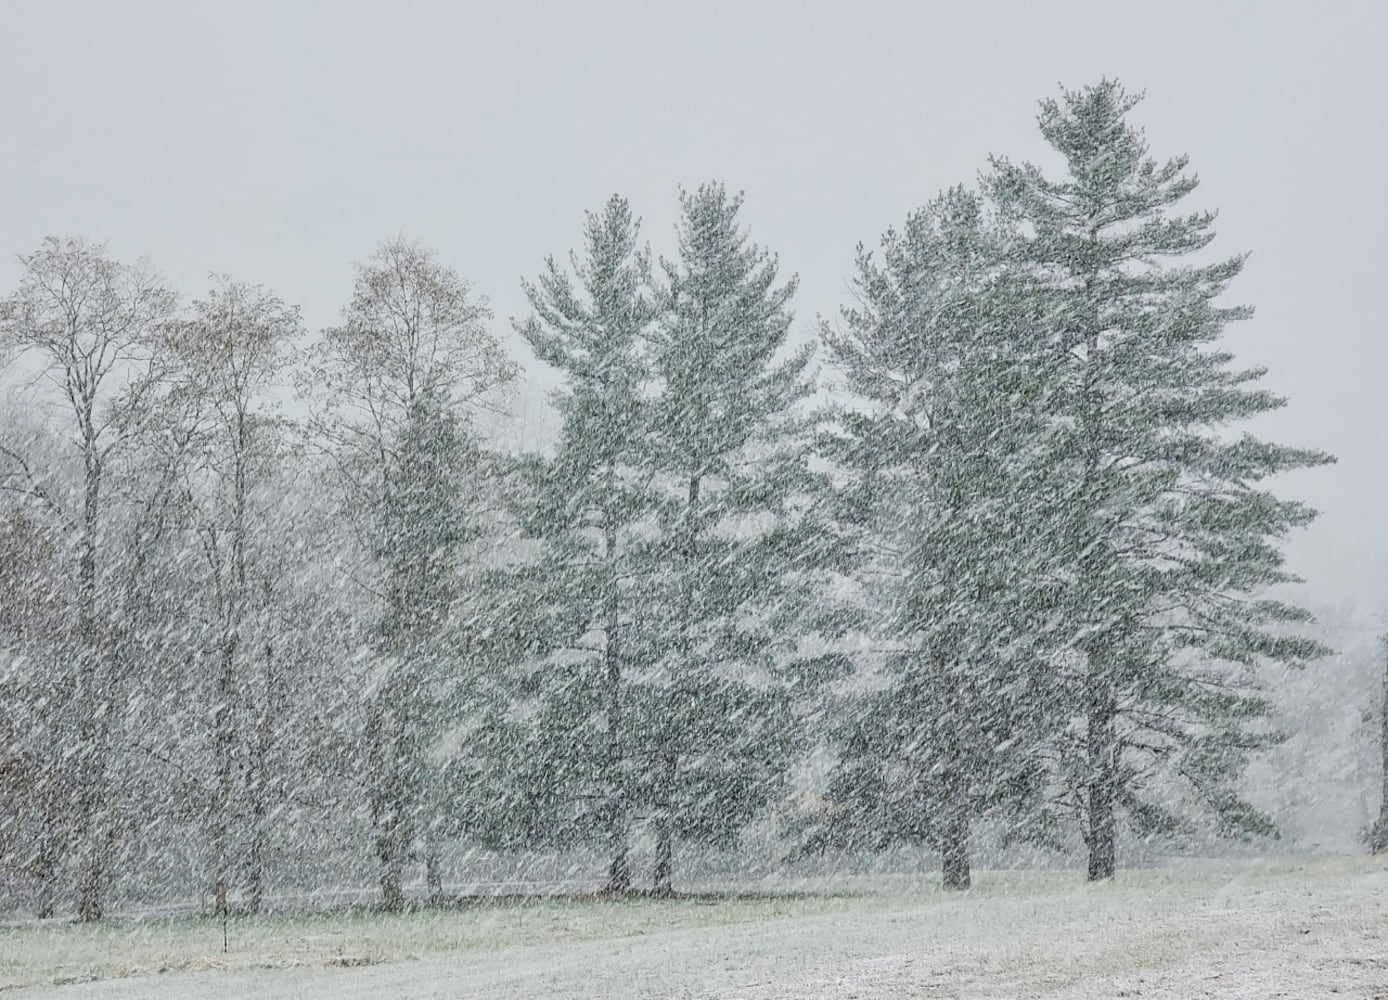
[2,856,1385,998]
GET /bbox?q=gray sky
[2,0,1385,620]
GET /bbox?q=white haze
[0,0,1382,863]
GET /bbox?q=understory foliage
[0,80,1334,917]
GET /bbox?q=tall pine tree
[636,183,834,895]
[986,80,1333,879]
[512,195,658,891]
[819,187,1064,889]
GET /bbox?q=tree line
[0,80,1332,920]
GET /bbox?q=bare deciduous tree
[305,237,517,910]
[163,276,302,916]
[0,236,178,920]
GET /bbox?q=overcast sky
[2,0,1384,623]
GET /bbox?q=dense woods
[0,80,1356,919]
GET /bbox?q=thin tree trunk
[78,450,100,632]
[1075,284,1119,883]
[379,851,405,912]
[605,819,631,895]
[73,447,108,923]
[72,718,114,922]
[246,575,282,913]
[368,700,409,912]
[30,662,69,920]
[246,806,267,914]
[652,474,701,899]
[215,431,249,917]
[376,766,407,914]
[652,749,677,898]
[246,626,274,915]
[652,828,672,898]
[602,479,630,894]
[73,730,113,920]
[1372,637,1388,854]
[74,850,103,922]
[33,814,59,919]
[213,636,236,919]
[1086,666,1118,881]
[424,843,443,905]
[941,761,971,891]
[74,809,116,922]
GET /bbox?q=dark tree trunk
[247,590,278,913]
[602,496,630,894]
[652,749,678,898]
[652,475,700,900]
[370,690,419,914]
[246,822,267,915]
[74,812,116,922]
[652,821,673,899]
[941,772,971,891]
[367,702,408,912]
[376,767,408,914]
[213,636,236,919]
[422,789,444,905]
[374,792,408,911]
[1371,638,1388,855]
[1072,256,1119,884]
[246,730,270,915]
[246,741,269,914]
[214,437,249,918]
[607,843,631,895]
[78,452,100,631]
[72,716,113,922]
[1086,666,1118,881]
[424,843,443,905]
[72,449,109,923]
[33,823,59,919]
[941,826,971,891]
[379,851,405,912]
[75,853,104,922]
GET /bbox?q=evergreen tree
[511,195,658,891]
[986,80,1333,879]
[819,187,1064,889]
[637,183,836,895]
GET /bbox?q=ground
[2,856,1385,998]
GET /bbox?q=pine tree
[986,80,1334,879]
[637,182,832,895]
[819,187,1064,889]
[512,195,658,891]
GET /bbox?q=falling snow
[1,70,1385,999]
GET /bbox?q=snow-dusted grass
[2,856,1385,998]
